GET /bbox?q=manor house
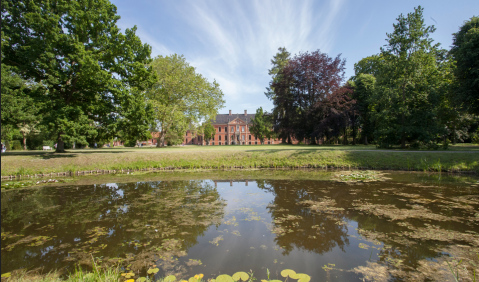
[185,110,283,145]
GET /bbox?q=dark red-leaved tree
[271,50,348,143]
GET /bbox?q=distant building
[184,110,303,145]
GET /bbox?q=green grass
[1,144,478,177]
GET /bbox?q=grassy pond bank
[1,169,478,281]
[1,144,479,178]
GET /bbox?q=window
[237,125,239,131]
[249,142,251,145]
[268,141,270,144]
[212,142,215,145]
[255,142,257,145]
[219,142,221,145]
[213,135,215,141]
[249,135,251,140]
[255,136,257,140]
[219,135,222,141]
[225,127,227,132]
[242,126,245,132]
[231,126,234,132]
[219,127,221,132]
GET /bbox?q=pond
[1,170,479,281]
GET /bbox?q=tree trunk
[453,123,456,145]
[156,131,166,147]
[343,127,348,145]
[364,136,368,145]
[56,132,65,153]
[287,134,292,144]
[23,132,27,150]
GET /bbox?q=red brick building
[184,110,300,145]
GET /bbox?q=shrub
[10,140,23,150]
[425,141,439,150]
[410,140,422,149]
[124,140,137,147]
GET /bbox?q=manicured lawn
[1,144,478,176]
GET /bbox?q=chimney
[229,110,232,116]
[244,110,247,116]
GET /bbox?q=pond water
[1,171,478,281]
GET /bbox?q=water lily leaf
[147,268,159,274]
[136,278,147,282]
[280,269,296,278]
[216,274,234,282]
[1,273,11,278]
[297,274,311,282]
[189,277,198,282]
[269,280,282,282]
[164,275,177,282]
[232,272,249,281]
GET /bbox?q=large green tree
[1,0,155,152]
[451,16,479,115]
[147,54,225,147]
[350,74,377,145]
[371,6,447,148]
[265,47,293,143]
[250,107,275,144]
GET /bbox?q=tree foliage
[451,16,479,115]
[202,123,216,145]
[1,0,155,152]
[250,107,275,144]
[147,54,225,147]
[271,50,349,143]
[371,6,448,148]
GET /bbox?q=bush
[10,140,23,150]
[124,140,137,147]
[472,130,479,144]
[377,142,390,149]
[425,141,439,150]
[410,140,422,149]
[442,139,450,150]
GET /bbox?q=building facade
[184,110,297,145]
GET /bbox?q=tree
[351,74,377,145]
[203,123,215,145]
[371,6,446,148]
[265,47,293,144]
[272,50,347,143]
[1,65,42,149]
[250,107,275,144]
[2,0,155,152]
[353,55,384,78]
[147,54,225,147]
[451,16,479,115]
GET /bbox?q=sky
[111,0,478,115]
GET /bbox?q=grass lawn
[1,144,478,176]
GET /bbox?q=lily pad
[189,277,198,282]
[216,274,235,282]
[164,275,177,282]
[280,269,296,278]
[232,272,249,281]
[136,278,147,282]
[147,268,159,274]
[296,274,311,282]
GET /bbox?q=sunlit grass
[1,144,478,176]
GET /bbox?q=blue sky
[112,0,478,115]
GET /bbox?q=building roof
[211,113,256,125]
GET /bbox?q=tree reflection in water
[1,180,225,278]
[256,180,350,255]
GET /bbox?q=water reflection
[1,172,479,281]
